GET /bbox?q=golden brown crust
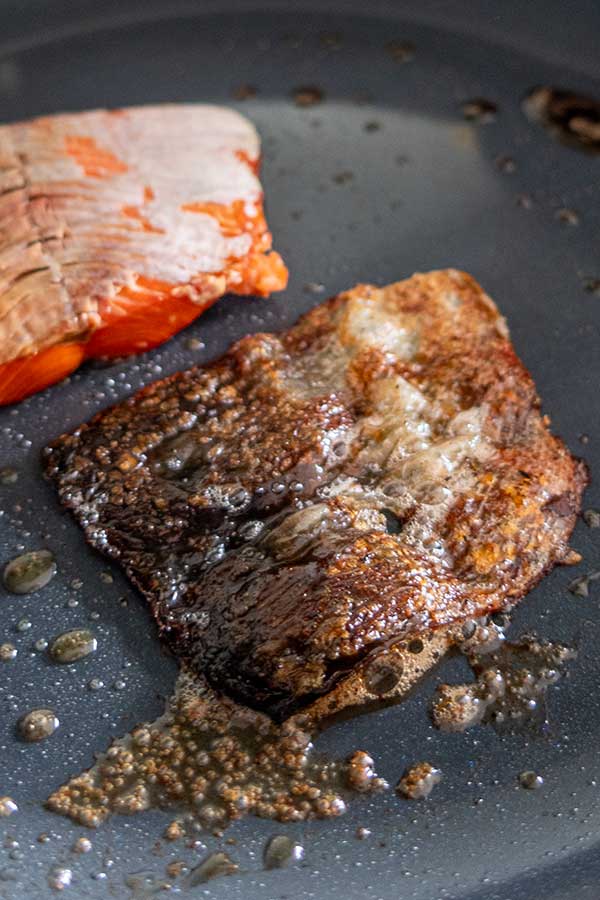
[44,269,587,718]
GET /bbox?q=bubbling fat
[46,628,457,831]
[46,668,386,830]
[432,620,575,733]
[46,619,574,832]
[304,625,459,723]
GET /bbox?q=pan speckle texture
[0,3,599,899]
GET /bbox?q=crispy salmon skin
[45,270,587,720]
[0,104,287,404]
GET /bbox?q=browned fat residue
[461,98,498,123]
[46,669,388,830]
[523,87,600,154]
[46,617,576,830]
[46,627,457,831]
[396,761,441,800]
[432,622,575,734]
[232,83,257,101]
[292,86,325,107]
[385,40,415,63]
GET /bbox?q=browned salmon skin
[0,104,288,404]
[45,270,587,720]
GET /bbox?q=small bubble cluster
[47,867,72,891]
[71,836,92,853]
[396,762,442,800]
[432,629,575,733]
[164,820,184,841]
[47,670,386,829]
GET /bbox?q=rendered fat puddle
[46,616,575,832]
[46,666,387,829]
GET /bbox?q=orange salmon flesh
[0,104,288,404]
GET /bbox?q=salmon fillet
[44,270,587,720]
[0,104,287,404]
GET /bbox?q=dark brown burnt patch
[523,86,600,153]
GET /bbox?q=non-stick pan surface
[1,2,599,897]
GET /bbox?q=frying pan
[1,2,599,897]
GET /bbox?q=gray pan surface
[0,2,599,897]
